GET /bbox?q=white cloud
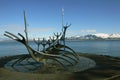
[27,27,56,39]
[1,24,24,33]
[0,25,24,40]
[0,24,56,34]
[80,29,96,33]
[28,27,55,33]
[0,24,57,39]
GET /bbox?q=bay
[0,40,120,57]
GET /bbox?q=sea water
[0,40,120,57]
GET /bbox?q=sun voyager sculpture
[4,10,96,73]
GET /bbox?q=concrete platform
[5,56,96,73]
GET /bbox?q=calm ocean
[0,40,120,57]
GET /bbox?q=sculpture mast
[62,8,66,51]
[61,8,71,51]
[62,8,64,29]
[24,10,28,43]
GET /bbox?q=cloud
[28,27,59,39]
[0,25,24,39]
[0,24,56,34]
[28,27,55,33]
[1,24,24,33]
[0,24,57,39]
[80,29,96,33]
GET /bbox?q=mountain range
[1,33,120,41]
[66,33,120,40]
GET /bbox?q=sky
[0,0,120,39]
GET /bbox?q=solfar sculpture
[4,11,79,71]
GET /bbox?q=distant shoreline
[66,39,120,41]
[1,38,120,42]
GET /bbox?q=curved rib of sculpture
[33,33,79,64]
[46,44,79,60]
[34,38,41,51]
[4,31,78,68]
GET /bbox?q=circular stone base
[68,57,96,72]
[5,57,96,73]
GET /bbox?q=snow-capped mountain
[109,34,120,38]
[94,33,109,39]
[66,33,120,40]
[94,33,120,39]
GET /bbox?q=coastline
[0,53,120,80]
